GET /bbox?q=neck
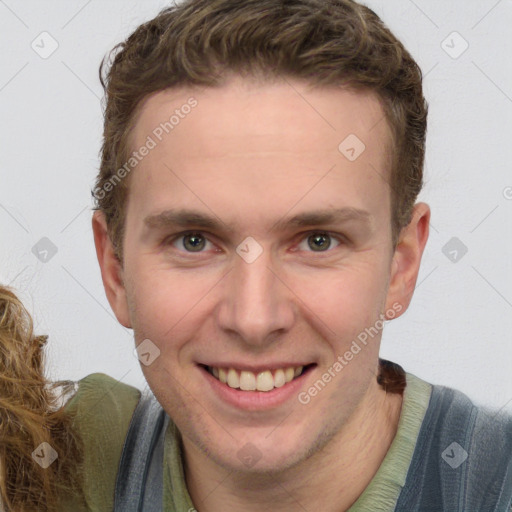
[183,378,403,512]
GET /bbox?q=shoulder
[63,373,142,511]
[402,378,512,510]
[425,382,512,441]
[64,372,141,416]
[416,380,512,475]
[405,373,512,440]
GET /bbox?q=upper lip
[199,362,315,373]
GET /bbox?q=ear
[91,210,132,328]
[384,202,430,318]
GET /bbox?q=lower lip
[199,365,315,411]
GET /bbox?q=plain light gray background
[1,0,511,411]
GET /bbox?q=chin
[205,428,315,476]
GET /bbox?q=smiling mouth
[200,364,316,392]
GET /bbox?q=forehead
[132,76,390,158]
[126,76,392,229]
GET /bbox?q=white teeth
[274,369,286,388]
[256,371,274,391]
[227,368,239,388]
[240,371,256,391]
[208,365,306,392]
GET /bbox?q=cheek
[296,260,389,335]
[125,260,209,339]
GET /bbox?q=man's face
[99,76,417,472]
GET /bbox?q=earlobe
[91,210,132,328]
[384,202,430,318]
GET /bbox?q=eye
[171,232,214,252]
[296,232,342,252]
[166,230,345,256]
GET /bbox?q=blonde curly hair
[0,285,84,512]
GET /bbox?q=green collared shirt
[59,370,432,511]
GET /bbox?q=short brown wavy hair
[93,0,428,262]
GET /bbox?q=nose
[216,246,295,348]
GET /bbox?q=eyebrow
[143,207,371,234]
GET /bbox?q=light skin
[93,75,430,511]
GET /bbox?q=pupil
[309,233,330,251]
[184,233,205,251]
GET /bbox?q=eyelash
[165,231,347,257]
